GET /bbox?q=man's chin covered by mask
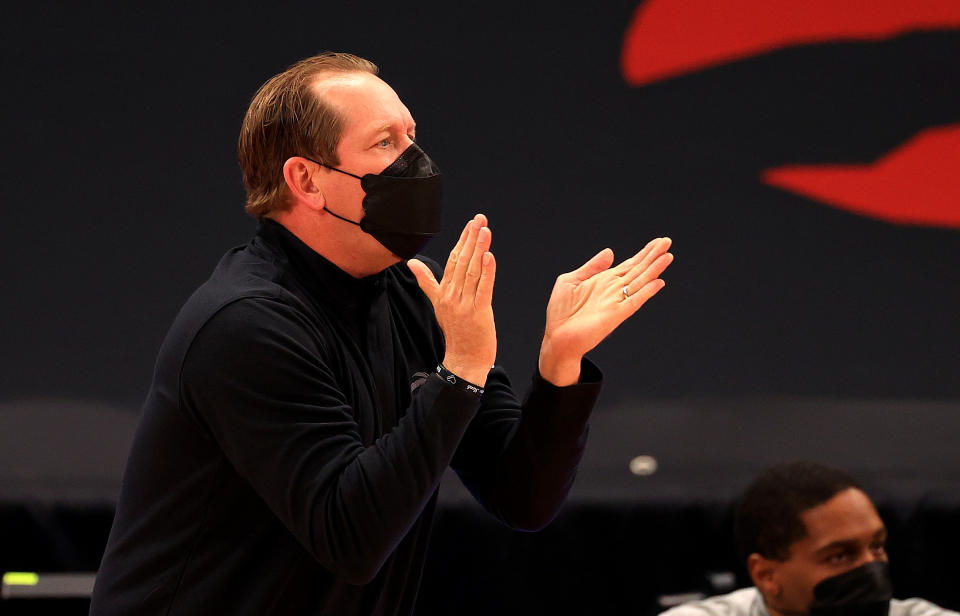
[768,561,892,616]
[751,483,891,616]
[659,462,958,616]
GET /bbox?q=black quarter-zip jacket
[90,219,602,615]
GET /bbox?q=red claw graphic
[621,0,960,87]
[762,123,960,228]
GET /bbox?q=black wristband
[436,364,485,398]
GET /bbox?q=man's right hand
[407,214,497,386]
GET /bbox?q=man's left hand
[538,237,673,386]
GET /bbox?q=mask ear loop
[302,155,364,180]
[301,155,364,226]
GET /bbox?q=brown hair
[238,52,379,218]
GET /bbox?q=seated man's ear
[282,157,326,212]
[747,553,781,598]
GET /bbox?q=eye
[826,550,853,565]
[377,138,392,148]
[871,542,886,556]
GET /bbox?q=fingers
[616,237,672,277]
[464,226,492,298]
[611,237,660,276]
[407,258,440,303]
[565,247,615,283]
[443,221,472,282]
[623,251,673,297]
[621,237,672,283]
[440,214,493,305]
[623,277,667,312]
[475,251,496,306]
[450,220,481,295]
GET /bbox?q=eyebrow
[370,122,416,136]
[814,529,887,555]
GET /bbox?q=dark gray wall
[4,2,959,410]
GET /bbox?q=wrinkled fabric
[90,219,602,615]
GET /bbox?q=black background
[5,2,958,407]
[3,1,959,612]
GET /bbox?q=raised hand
[538,237,673,386]
[407,214,497,386]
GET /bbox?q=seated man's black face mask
[809,561,892,616]
[305,143,443,260]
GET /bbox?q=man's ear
[282,156,325,212]
[747,553,781,598]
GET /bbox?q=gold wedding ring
[622,286,630,299]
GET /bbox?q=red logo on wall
[621,0,960,228]
[764,123,960,228]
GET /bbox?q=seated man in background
[662,461,958,616]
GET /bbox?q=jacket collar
[255,218,386,312]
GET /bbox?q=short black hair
[734,461,862,561]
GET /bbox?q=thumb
[567,248,615,282]
[407,258,440,303]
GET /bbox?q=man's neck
[267,212,397,279]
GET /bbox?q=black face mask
[809,562,892,616]
[306,143,442,260]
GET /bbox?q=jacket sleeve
[179,296,480,584]
[449,359,602,531]
[409,255,604,531]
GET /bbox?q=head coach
[88,52,673,615]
